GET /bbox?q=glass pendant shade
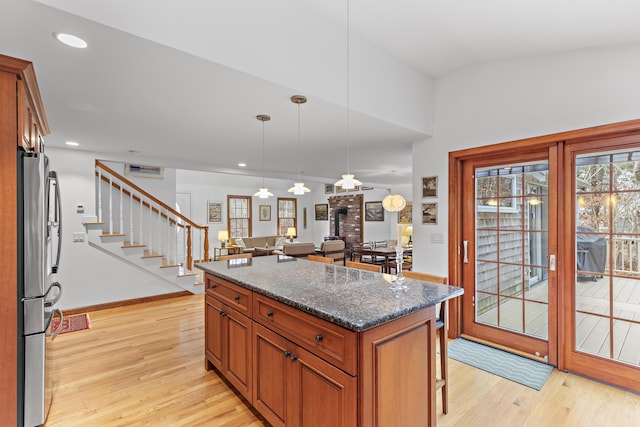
[254,187,274,199]
[335,174,362,190]
[288,182,310,194]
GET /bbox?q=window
[277,198,296,237]
[227,195,251,238]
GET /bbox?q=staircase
[83,161,210,294]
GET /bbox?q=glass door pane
[574,151,640,365]
[475,162,550,341]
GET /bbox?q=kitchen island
[196,256,463,427]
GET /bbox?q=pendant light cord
[346,0,351,175]
[261,119,265,187]
[297,101,301,181]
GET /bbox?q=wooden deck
[477,275,640,365]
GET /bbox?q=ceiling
[4,0,640,188]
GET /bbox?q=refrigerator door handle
[49,170,62,273]
[44,282,62,307]
[46,309,63,340]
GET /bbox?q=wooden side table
[254,247,276,257]
[213,246,242,260]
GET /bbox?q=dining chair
[307,254,334,264]
[402,270,449,414]
[345,260,382,273]
[218,253,253,261]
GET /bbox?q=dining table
[350,245,413,273]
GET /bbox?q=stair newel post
[108,174,113,234]
[186,225,193,270]
[96,165,102,223]
[204,226,210,262]
[129,190,134,243]
[119,181,124,234]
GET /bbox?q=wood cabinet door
[205,295,224,370]
[289,345,357,427]
[224,306,252,400]
[253,323,290,427]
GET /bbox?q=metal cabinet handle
[284,351,291,357]
[234,295,240,302]
[46,309,64,340]
[315,334,323,342]
[290,355,298,362]
[210,284,217,289]
[266,311,274,317]
[220,311,227,317]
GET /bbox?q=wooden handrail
[96,160,201,228]
[95,160,210,268]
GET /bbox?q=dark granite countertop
[196,255,463,332]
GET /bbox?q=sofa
[318,240,346,265]
[274,242,316,258]
[230,235,286,254]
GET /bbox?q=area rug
[448,338,553,390]
[51,313,91,335]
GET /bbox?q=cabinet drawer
[205,274,252,317]
[253,294,357,375]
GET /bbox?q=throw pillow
[236,238,246,248]
[275,237,286,247]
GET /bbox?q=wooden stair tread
[142,251,164,259]
[101,233,126,237]
[160,263,182,269]
[83,221,104,225]
[178,272,198,277]
[122,242,146,248]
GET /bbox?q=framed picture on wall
[259,205,271,221]
[325,183,334,194]
[398,201,412,224]
[315,204,328,221]
[365,201,384,221]
[422,176,438,198]
[422,202,438,224]
[207,201,222,223]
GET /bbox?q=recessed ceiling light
[65,141,79,146]
[53,32,87,49]
[238,163,246,167]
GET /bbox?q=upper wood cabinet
[0,53,50,152]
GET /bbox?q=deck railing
[95,160,209,270]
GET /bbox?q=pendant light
[288,95,311,195]
[335,0,361,191]
[254,114,273,199]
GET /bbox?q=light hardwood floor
[46,294,640,426]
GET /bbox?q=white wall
[47,147,178,310]
[410,43,640,277]
[48,146,399,309]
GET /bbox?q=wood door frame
[449,118,640,387]
[450,145,558,363]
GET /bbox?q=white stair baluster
[129,191,134,243]
[119,183,124,234]
[97,167,102,223]
[139,195,144,246]
[108,175,113,234]
[148,202,153,254]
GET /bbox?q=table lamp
[286,227,297,243]
[218,230,229,248]
[403,225,413,246]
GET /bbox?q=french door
[451,120,640,391]
[563,138,640,391]
[459,148,557,362]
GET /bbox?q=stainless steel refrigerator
[17,149,63,427]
